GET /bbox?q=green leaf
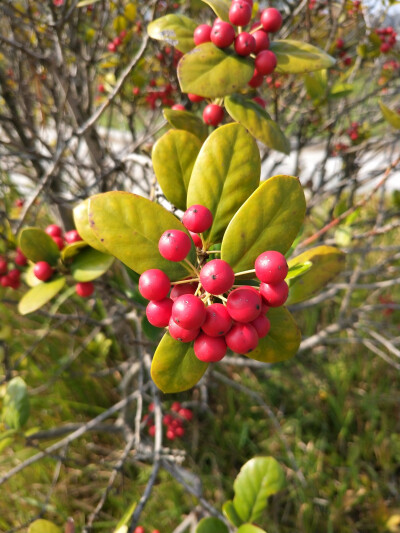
[163,109,208,142]
[147,14,197,53]
[151,333,208,393]
[71,248,114,282]
[287,245,345,305]
[232,457,285,523]
[18,228,60,265]
[200,0,230,21]
[224,95,290,154]
[61,240,88,261]
[221,175,306,272]
[178,43,254,98]
[245,306,301,363]
[286,261,312,281]
[222,501,242,527]
[152,129,202,211]
[330,82,353,99]
[18,277,66,315]
[142,315,163,341]
[113,499,137,533]
[73,199,109,254]
[270,40,336,73]
[28,520,62,533]
[196,517,229,533]
[2,377,30,430]
[187,123,260,245]
[379,101,400,129]
[304,71,327,100]
[88,192,195,281]
[237,525,268,533]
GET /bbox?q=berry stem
[217,295,228,303]
[234,268,256,276]
[207,250,222,254]
[183,258,199,277]
[250,24,263,33]
[170,277,199,285]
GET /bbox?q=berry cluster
[134,527,160,533]
[45,224,82,251]
[107,29,127,53]
[346,121,369,144]
[375,27,397,54]
[139,205,290,361]
[0,250,26,290]
[143,401,193,440]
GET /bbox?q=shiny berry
[76,281,94,297]
[188,93,204,102]
[170,281,197,301]
[134,527,146,533]
[159,229,192,262]
[182,205,213,233]
[260,7,283,33]
[210,21,235,48]
[229,1,252,26]
[139,269,170,301]
[203,104,224,126]
[146,298,173,327]
[200,259,235,295]
[190,231,202,248]
[248,69,264,88]
[234,32,256,56]
[172,294,206,329]
[194,332,227,362]
[227,287,262,323]
[168,318,200,342]
[255,250,288,283]
[64,230,82,244]
[255,50,277,75]
[33,261,53,281]
[193,24,212,45]
[225,323,259,354]
[253,30,270,53]
[260,280,289,307]
[171,104,185,111]
[251,314,271,338]
[202,303,232,336]
[45,224,62,237]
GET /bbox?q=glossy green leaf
[73,199,109,254]
[163,109,208,142]
[28,520,62,533]
[245,306,301,363]
[61,240,88,261]
[237,525,267,533]
[71,248,114,282]
[2,377,30,430]
[287,246,345,305]
[222,501,242,527]
[18,228,60,265]
[221,175,306,272]
[196,517,229,533]
[224,95,290,154]
[147,14,197,53]
[18,277,66,315]
[233,457,285,523]
[88,192,195,281]
[270,40,335,73]
[178,43,254,98]
[286,261,312,281]
[151,333,208,393]
[200,0,230,20]
[152,129,202,210]
[187,123,260,245]
[379,101,400,129]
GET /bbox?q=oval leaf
[163,109,208,142]
[28,520,62,533]
[187,123,260,245]
[245,306,301,363]
[71,248,114,282]
[178,43,254,98]
[153,130,202,210]
[73,199,109,254]
[18,228,60,265]
[287,245,345,305]
[18,277,66,315]
[151,333,208,393]
[2,377,30,430]
[379,101,400,129]
[270,40,336,73]
[61,240,88,261]
[88,192,196,281]
[200,0,230,21]
[222,501,242,527]
[224,94,290,154]
[221,175,306,272]
[147,14,197,53]
[233,457,285,523]
[237,525,267,533]
[196,517,229,533]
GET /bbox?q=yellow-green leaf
[28,520,62,533]
[2,377,30,430]
[200,0,230,21]
[379,101,400,129]
[61,240,88,261]
[196,517,230,533]
[71,248,114,282]
[147,14,197,53]
[270,40,335,73]
[163,108,208,142]
[18,228,60,265]
[73,199,109,254]
[18,277,66,315]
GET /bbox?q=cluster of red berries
[139,204,290,361]
[45,224,82,251]
[107,29,127,53]
[134,526,160,533]
[0,250,27,290]
[143,82,177,110]
[143,401,193,440]
[347,0,361,16]
[375,27,397,54]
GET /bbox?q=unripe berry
[139,269,170,301]
[203,104,224,127]
[33,261,53,281]
[255,50,277,75]
[202,303,232,336]
[189,231,202,248]
[229,1,252,27]
[199,259,235,295]
[172,294,206,329]
[194,332,227,362]
[227,287,262,323]
[210,21,235,48]
[188,93,204,102]
[234,32,256,56]
[170,281,197,301]
[171,103,186,111]
[193,24,212,46]
[182,205,213,233]
[146,298,173,327]
[225,323,258,354]
[168,318,200,342]
[260,7,283,33]
[255,250,288,283]
[159,229,192,262]
[64,230,82,244]
[45,224,62,237]
[260,280,289,307]
[76,281,94,297]
[251,313,271,338]
[253,30,270,54]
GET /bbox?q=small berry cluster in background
[0,250,27,290]
[375,27,397,54]
[107,29,128,53]
[143,401,193,440]
[134,526,160,533]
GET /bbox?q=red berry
[171,401,181,412]
[1,275,11,287]
[336,38,345,49]
[172,294,206,329]
[139,269,170,301]
[248,69,264,88]
[251,314,271,338]
[260,7,283,33]
[225,323,259,354]
[253,96,266,108]
[166,428,176,440]
[152,530,161,533]
[227,287,262,323]
[98,84,105,93]
[178,408,193,421]
[171,104,186,110]
[76,281,94,297]
[45,224,62,237]
[163,414,173,425]
[255,50,277,75]
[52,236,65,250]
[113,36,122,47]
[64,230,82,244]
[199,259,235,295]
[234,32,256,56]
[9,279,21,290]
[134,527,145,533]
[255,250,288,283]
[190,231,202,248]
[210,21,235,48]
[260,280,289,307]
[133,87,140,96]
[194,332,227,362]
[148,402,155,412]
[158,229,192,262]
[229,1,252,26]
[8,269,20,282]
[33,261,53,281]
[174,426,185,437]
[202,303,232,336]
[380,42,391,53]
[253,30,270,53]
[170,281,197,301]
[188,93,204,102]
[107,42,117,52]
[119,29,127,39]
[0,257,8,275]
[168,318,200,342]
[203,104,224,126]
[193,24,212,45]
[148,425,156,437]
[15,198,24,208]
[182,205,213,233]
[146,298,173,327]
